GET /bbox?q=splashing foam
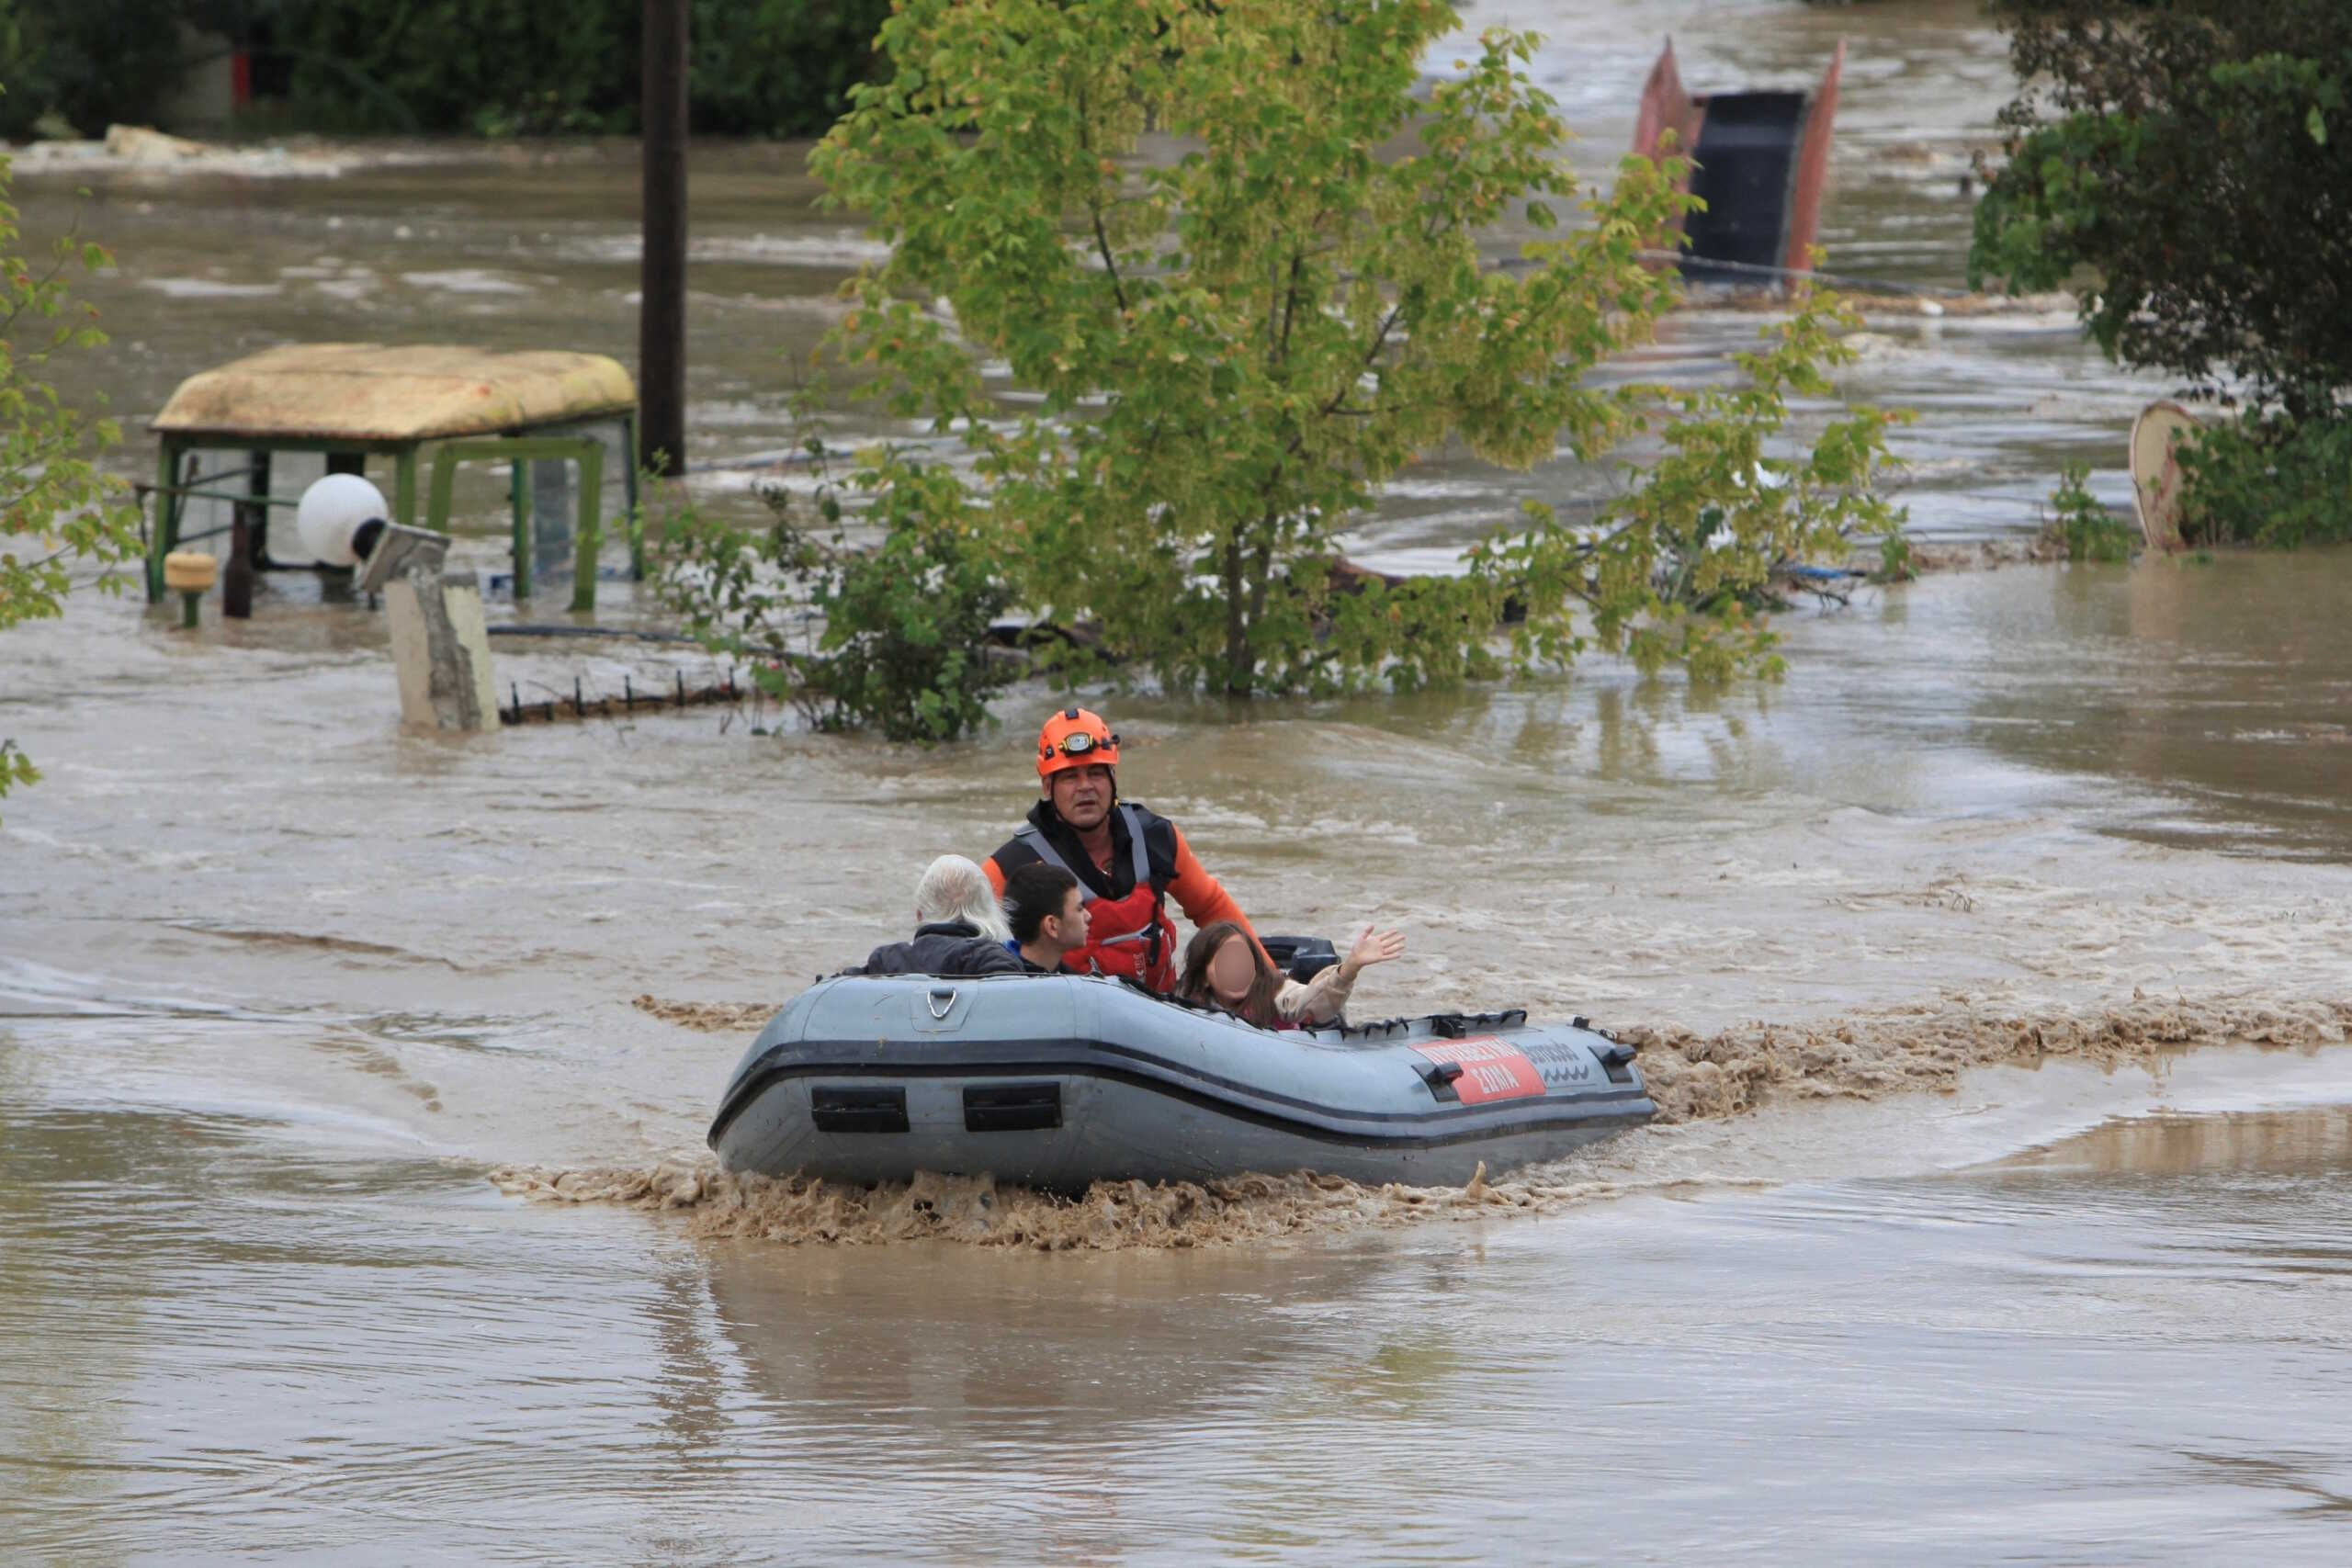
[632,995,775,1032]
[523,991,2352,1249]
[487,1159,1611,1251]
[1624,992,2352,1123]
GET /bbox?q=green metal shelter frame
[143,344,643,615]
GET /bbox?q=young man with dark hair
[1001,861,1091,975]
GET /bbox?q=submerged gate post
[223,449,268,618]
[385,570,500,734]
[146,441,183,603]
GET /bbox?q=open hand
[1340,924,1406,980]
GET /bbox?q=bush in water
[0,149,140,801]
[2177,415,2352,550]
[797,0,1905,700]
[2044,464,2135,563]
[660,451,1016,743]
[1970,1,2352,422]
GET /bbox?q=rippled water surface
[9,1041,2352,1563]
[6,0,2352,1561]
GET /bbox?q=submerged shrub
[660,452,1015,743]
[2177,415,2352,550]
[2044,463,2135,562]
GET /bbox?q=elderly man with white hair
[852,854,1024,977]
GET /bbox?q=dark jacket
[854,920,1023,978]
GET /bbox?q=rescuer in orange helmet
[981,706,1262,992]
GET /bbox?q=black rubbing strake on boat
[964,1081,1063,1133]
[809,1085,910,1134]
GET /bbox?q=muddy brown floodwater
[6,0,2352,1561]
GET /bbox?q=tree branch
[1274,247,1304,367]
[0,233,86,343]
[1091,210,1130,316]
[1073,82,1130,316]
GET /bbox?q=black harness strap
[1014,803,1154,902]
[1013,804,1167,976]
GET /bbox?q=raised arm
[1276,924,1405,1023]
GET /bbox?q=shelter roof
[153,344,636,443]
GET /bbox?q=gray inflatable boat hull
[707,974,1654,1190]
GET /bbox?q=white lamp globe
[295,473,390,568]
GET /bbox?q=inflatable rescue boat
[707,967,1655,1190]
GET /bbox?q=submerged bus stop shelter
[1634,38,1845,288]
[145,344,642,613]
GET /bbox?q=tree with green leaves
[0,149,140,800]
[670,0,1904,727]
[0,0,193,140]
[1970,0,2352,419]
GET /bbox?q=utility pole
[639,0,689,478]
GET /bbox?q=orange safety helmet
[1036,706,1120,780]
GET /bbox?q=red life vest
[1000,803,1180,991]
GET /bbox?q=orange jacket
[983,822,1258,945]
[978,808,1270,982]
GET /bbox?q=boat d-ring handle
[927,987,958,1020]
